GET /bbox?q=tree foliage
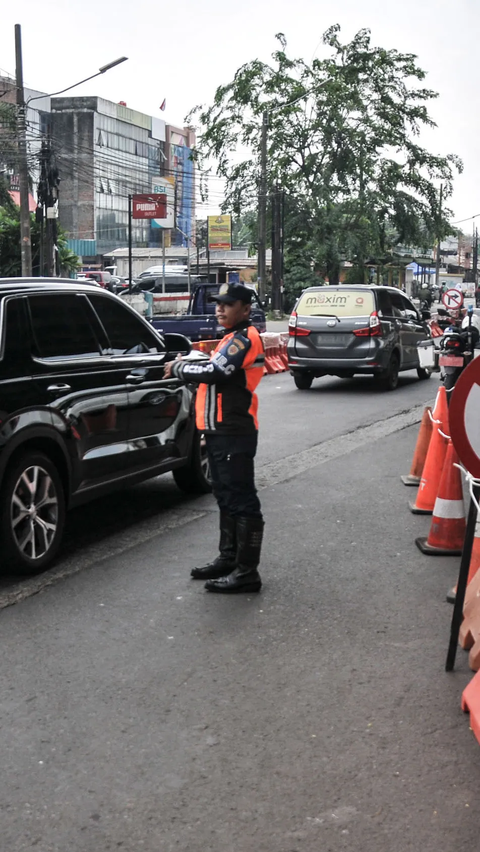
[188,26,462,284]
[0,200,79,277]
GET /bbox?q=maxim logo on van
[306,294,347,306]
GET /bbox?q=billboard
[151,176,175,229]
[208,214,232,250]
[132,194,167,219]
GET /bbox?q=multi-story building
[161,124,195,248]
[49,96,171,259]
[48,97,195,263]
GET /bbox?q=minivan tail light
[288,312,311,336]
[353,311,382,338]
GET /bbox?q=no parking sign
[442,288,464,311]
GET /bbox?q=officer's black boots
[205,516,264,594]
[191,512,237,580]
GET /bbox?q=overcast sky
[2,0,479,225]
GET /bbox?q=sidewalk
[0,424,478,852]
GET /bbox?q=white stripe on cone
[433,497,465,520]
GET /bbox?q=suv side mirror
[163,332,192,359]
[421,309,431,321]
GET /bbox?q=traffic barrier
[458,570,480,669]
[461,670,480,743]
[261,333,287,374]
[415,440,466,555]
[401,406,433,486]
[191,334,290,375]
[409,386,449,515]
[447,518,480,604]
[192,339,222,355]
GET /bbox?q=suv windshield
[296,289,375,317]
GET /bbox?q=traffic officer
[163,282,265,594]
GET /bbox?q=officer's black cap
[212,283,254,305]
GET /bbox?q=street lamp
[26,57,128,106]
[14,22,128,277]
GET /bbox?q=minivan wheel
[293,372,314,390]
[417,367,432,381]
[0,451,66,575]
[173,430,212,494]
[376,354,400,391]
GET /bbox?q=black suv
[0,279,211,575]
[288,285,432,390]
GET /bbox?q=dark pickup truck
[146,283,266,341]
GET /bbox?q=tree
[0,203,79,277]
[188,26,462,285]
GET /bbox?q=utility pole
[473,226,478,290]
[271,184,283,317]
[435,183,443,291]
[128,194,133,291]
[257,111,268,304]
[15,24,32,277]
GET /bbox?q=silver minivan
[287,285,432,390]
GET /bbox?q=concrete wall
[52,109,95,241]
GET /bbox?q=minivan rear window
[296,289,375,317]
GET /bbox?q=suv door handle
[47,383,72,393]
[126,371,147,384]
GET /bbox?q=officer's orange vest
[195,326,264,434]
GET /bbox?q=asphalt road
[1,369,479,852]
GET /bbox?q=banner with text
[208,214,232,250]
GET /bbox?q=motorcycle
[439,305,480,394]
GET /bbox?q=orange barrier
[192,333,290,376]
[462,669,480,742]
[458,570,480,669]
[401,406,433,486]
[447,518,480,604]
[415,440,466,555]
[191,339,222,355]
[409,386,449,515]
[262,333,287,374]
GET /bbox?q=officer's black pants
[205,433,262,519]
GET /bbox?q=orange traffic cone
[416,441,466,555]
[401,406,433,486]
[409,386,449,515]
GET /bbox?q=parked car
[0,278,212,575]
[109,276,130,294]
[287,285,432,390]
[80,271,113,289]
[149,282,267,340]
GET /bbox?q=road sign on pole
[442,288,464,310]
[445,356,480,670]
[450,356,480,477]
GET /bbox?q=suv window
[399,293,419,319]
[389,290,407,318]
[28,295,101,360]
[296,288,375,317]
[88,295,164,355]
[2,297,26,375]
[376,290,393,316]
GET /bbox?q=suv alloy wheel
[173,430,212,494]
[1,452,66,574]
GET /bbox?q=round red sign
[450,357,480,477]
[442,288,464,310]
